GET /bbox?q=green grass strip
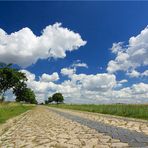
[0,102,35,123]
[48,104,148,120]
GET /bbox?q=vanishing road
[0,106,148,148]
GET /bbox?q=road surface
[0,106,148,148]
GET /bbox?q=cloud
[73,63,88,68]
[130,83,148,95]
[20,69,118,102]
[61,68,76,77]
[71,73,116,92]
[3,23,147,104]
[107,26,148,74]
[115,79,128,88]
[141,70,148,77]
[110,42,125,54]
[0,23,86,67]
[126,70,148,78]
[22,68,116,102]
[20,69,35,81]
[126,70,140,78]
[61,60,88,78]
[13,69,148,104]
[20,70,58,103]
[118,79,128,83]
[40,73,59,82]
[72,60,88,68]
[116,83,148,102]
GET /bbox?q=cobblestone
[0,106,129,148]
[55,108,148,135]
[50,108,148,147]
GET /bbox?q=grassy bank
[48,104,148,120]
[0,102,35,123]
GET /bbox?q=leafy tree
[15,87,37,104]
[45,100,48,104]
[0,63,37,104]
[0,63,27,101]
[0,63,14,100]
[48,96,53,103]
[52,93,64,104]
[45,96,53,104]
[13,82,27,102]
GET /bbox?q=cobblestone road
[0,106,147,148]
[55,108,148,135]
[50,108,148,147]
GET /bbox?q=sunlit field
[0,102,35,123]
[48,104,148,120]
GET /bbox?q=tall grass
[0,102,35,123]
[49,104,148,120]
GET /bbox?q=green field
[49,104,148,120]
[0,102,35,123]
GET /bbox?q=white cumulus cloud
[61,68,76,77]
[107,26,148,74]
[71,73,116,92]
[40,73,59,82]
[126,70,140,78]
[0,23,86,67]
[12,69,148,104]
[141,70,148,77]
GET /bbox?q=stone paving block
[0,106,130,147]
[51,108,148,147]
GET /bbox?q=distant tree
[45,100,48,104]
[48,96,53,103]
[15,87,37,104]
[52,93,64,104]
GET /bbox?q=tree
[13,82,27,102]
[52,93,64,104]
[48,96,53,103]
[0,63,14,100]
[0,63,27,101]
[15,87,37,104]
[45,100,48,104]
[45,96,53,104]
[0,63,37,104]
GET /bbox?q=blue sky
[0,2,148,103]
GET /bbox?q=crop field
[48,104,148,120]
[0,102,35,123]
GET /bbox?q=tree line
[0,63,37,104]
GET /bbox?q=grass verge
[0,102,35,124]
[48,104,148,120]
